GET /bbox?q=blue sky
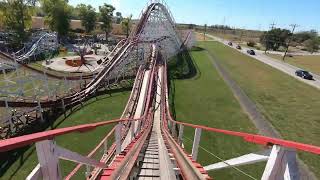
[69,0,320,32]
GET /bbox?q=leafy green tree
[121,15,132,38]
[115,12,123,24]
[99,3,115,43]
[77,4,97,33]
[260,28,291,51]
[304,37,320,54]
[2,0,37,44]
[293,30,318,43]
[41,0,71,39]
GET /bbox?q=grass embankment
[268,54,320,74]
[200,41,320,178]
[168,47,265,179]
[0,91,130,179]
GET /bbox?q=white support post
[168,120,171,132]
[131,121,135,140]
[85,165,91,178]
[35,140,62,180]
[115,123,122,154]
[61,99,65,111]
[5,99,13,131]
[262,145,300,180]
[26,164,42,180]
[178,124,184,145]
[104,138,108,153]
[191,128,202,161]
[171,121,176,137]
[2,69,9,86]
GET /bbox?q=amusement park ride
[0,0,319,180]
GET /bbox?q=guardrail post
[37,100,44,122]
[171,121,177,137]
[61,99,66,117]
[104,138,108,153]
[192,128,202,161]
[5,99,13,132]
[35,140,62,180]
[115,123,122,154]
[262,145,299,180]
[131,121,135,140]
[168,120,171,133]
[85,164,91,178]
[178,124,184,145]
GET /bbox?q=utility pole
[264,22,277,54]
[203,24,207,41]
[270,22,276,30]
[283,24,299,61]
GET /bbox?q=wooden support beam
[35,140,62,180]
[262,145,300,180]
[204,149,271,171]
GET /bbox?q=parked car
[247,49,255,55]
[236,45,242,50]
[228,42,233,46]
[295,70,313,80]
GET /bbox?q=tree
[77,4,97,33]
[121,15,132,38]
[293,30,318,43]
[2,0,37,44]
[304,37,320,54]
[41,0,71,39]
[260,28,291,51]
[99,4,115,43]
[115,12,123,24]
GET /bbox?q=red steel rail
[0,117,143,153]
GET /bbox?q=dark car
[295,70,313,80]
[247,49,255,55]
[236,45,242,50]
[228,42,233,46]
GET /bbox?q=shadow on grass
[168,46,202,80]
[0,86,131,179]
[167,46,202,119]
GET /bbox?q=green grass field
[199,41,320,178]
[268,54,320,74]
[0,91,130,179]
[168,48,266,179]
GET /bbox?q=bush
[247,41,256,47]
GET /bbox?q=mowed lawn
[200,41,320,178]
[268,54,320,74]
[0,91,130,179]
[168,48,266,179]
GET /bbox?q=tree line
[0,0,132,46]
[261,28,320,53]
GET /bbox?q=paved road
[204,33,320,90]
